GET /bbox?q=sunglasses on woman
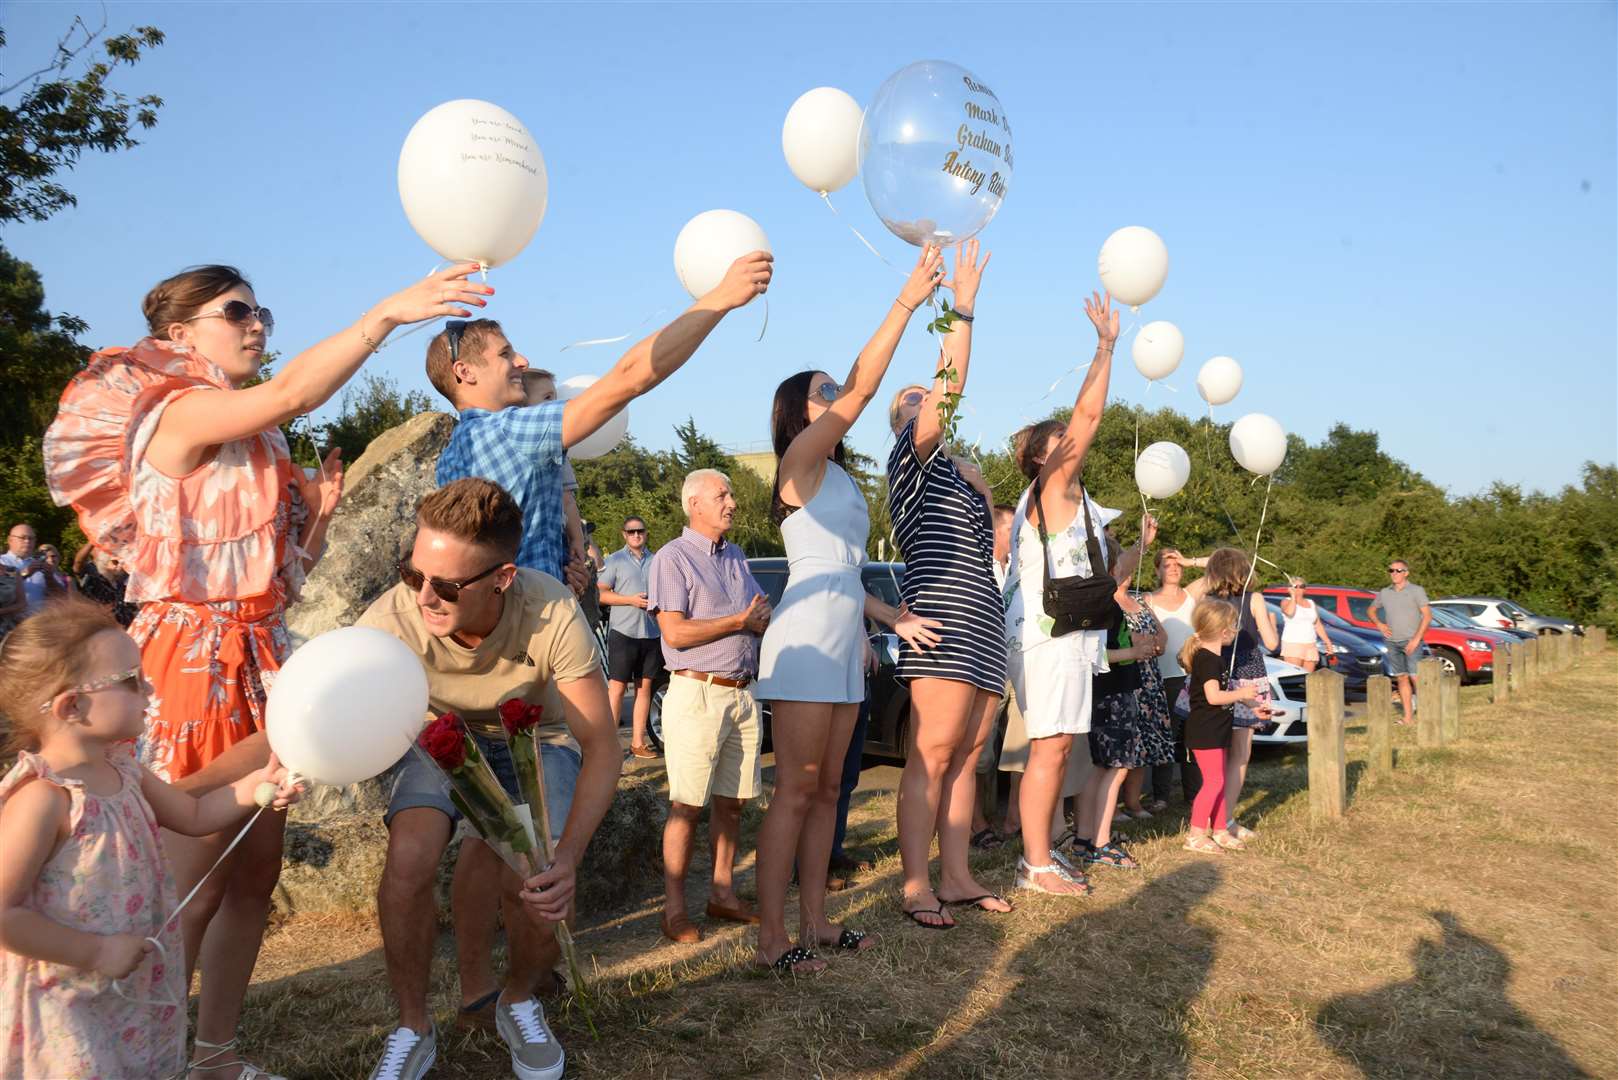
[38,666,147,713]
[397,558,505,603]
[185,300,274,337]
[813,382,841,403]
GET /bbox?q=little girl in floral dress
[0,598,296,1078]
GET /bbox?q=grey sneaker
[495,996,565,1080]
[368,1026,436,1080]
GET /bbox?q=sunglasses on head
[445,319,470,366]
[397,558,505,603]
[186,300,274,337]
[39,666,146,713]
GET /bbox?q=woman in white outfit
[751,246,946,972]
[1003,291,1145,896]
[1279,577,1335,671]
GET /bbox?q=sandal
[970,827,1004,850]
[1211,831,1247,852]
[761,945,823,974]
[1083,842,1139,869]
[938,891,1013,913]
[820,927,877,951]
[188,1038,287,1079]
[902,904,954,930]
[1013,857,1090,896]
[1183,833,1224,854]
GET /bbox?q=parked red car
[1260,585,1501,683]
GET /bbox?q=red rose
[418,712,468,769]
[501,699,543,737]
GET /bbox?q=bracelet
[358,313,382,353]
[896,298,916,313]
[954,310,974,323]
[1097,343,1115,353]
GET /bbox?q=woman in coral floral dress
[43,261,492,1079]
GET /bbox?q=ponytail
[1179,599,1239,675]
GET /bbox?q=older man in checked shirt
[646,468,772,944]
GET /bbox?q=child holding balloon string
[0,598,300,1080]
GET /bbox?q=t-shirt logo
[510,651,536,667]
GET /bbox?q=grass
[236,654,1616,1078]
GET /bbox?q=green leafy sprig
[925,295,966,443]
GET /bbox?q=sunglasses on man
[398,558,505,603]
[624,527,647,536]
[1388,567,1408,574]
[185,300,274,337]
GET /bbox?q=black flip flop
[970,827,1004,850]
[903,904,954,930]
[767,946,822,974]
[939,892,1013,913]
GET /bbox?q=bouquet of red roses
[415,712,540,876]
[498,698,594,1030]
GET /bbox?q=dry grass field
[237,651,1616,1079]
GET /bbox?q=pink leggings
[1191,748,1228,830]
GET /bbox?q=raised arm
[779,247,944,505]
[912,240,991,461]
[562,252,773,449]
[1111,514,1158,586]
[1251,592,1280,652]
[150,264,493,472]
[1038,291,1119,494]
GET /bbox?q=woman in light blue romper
[750,246,947,974]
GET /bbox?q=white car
[1253,656,1310,747]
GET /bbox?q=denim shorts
[384,730,580,845]
[1386,640,1427,677]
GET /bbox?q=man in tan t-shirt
[357,478,620,1080]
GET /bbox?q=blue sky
[7,1,1614,495]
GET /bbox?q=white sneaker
[367,1026,436,1080]
[496,996,565,1080]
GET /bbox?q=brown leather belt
[672,669,752,689]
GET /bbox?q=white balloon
[1196,356,1244,406]
[1097,226,1169,309]
[1135,441,1192,499]
[266,627,429,787]
[1229,413,1288,476]
[397,99,548,269]
[782,87,864,194]
[673,210,771,300]
[557,374,629,459]
[1132,321,1184,381]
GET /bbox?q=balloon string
[1230,474,1275,680]
[560,308,670,352]
[758,296,769,343]
[819,191,907,276]
[1134,488,1152,594]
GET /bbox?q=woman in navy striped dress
[884,239,1011,929]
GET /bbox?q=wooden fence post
[1367,673,1394,778]
[1524,638,1539,689]
[1306,668,1347,818]
[1440,672,1460,743]
[1508,642,1525,695]
[1491,645,1510,703]
[1416,657,1443,748]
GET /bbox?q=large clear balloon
[673,210,770,299]
[558,374,629,459]
[1196,356,1244,406]
[1097,226,1169,310]
[1135,441,1192,499]
[859,60,1012,248]
[398,100,548,268]
[782,87,864,194]
[1229,413,1288,476]
[1132,321,1184,381]
[266,627,429,786]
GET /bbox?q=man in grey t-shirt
[1368,559,1431,725]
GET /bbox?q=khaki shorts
[998,675,1093,798]
[662,675,762,807]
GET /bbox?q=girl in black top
[1178,600,1261,854]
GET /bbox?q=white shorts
[1007,638,1095,742]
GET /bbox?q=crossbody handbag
[1032,476,1119,636]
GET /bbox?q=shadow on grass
[1314,911,1594,1079]
[899,861,1225,1079]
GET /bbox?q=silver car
[1434,597,1581,637]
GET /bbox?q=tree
[0,243,89,438]
[0,17,165,223]
[317,372,435,461]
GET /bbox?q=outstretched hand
[377,262,494,328]
[1084,290,1119,346]
[898,244,947,311]
[705,251,774,311]
[943,238,990,313]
